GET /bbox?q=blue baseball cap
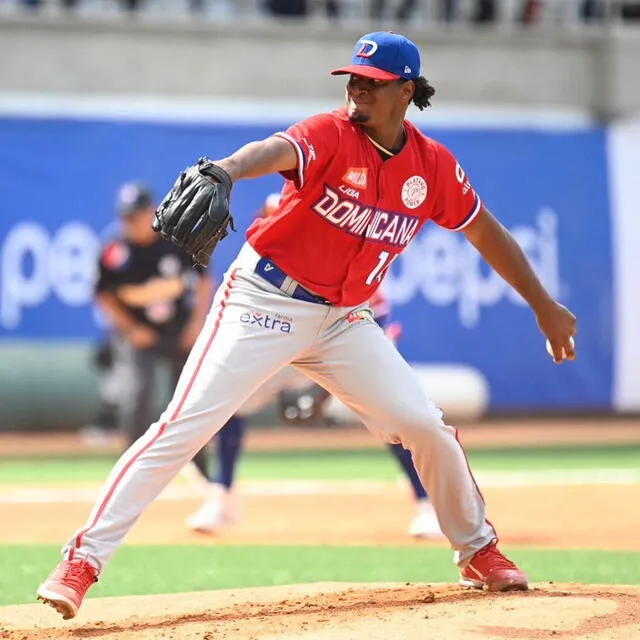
[331,32,420,81]
[116,182,153,216]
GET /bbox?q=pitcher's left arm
[463,206,576,364]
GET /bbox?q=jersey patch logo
[401,176,428,209]
[342,168,368,189]
[346,308,374,324]
[102,242,130,271]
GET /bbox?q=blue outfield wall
[0,116,613,412]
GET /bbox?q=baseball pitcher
[37,31,577,619]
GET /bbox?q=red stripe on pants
[70,269,238,558]
[454,427,497,541]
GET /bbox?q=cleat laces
[56,562,98,592]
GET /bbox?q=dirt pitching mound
[1,582,639,640]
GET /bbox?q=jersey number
[365,251,394,286]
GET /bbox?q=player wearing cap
[38,32,577,619]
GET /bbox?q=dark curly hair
[409,76,436,111]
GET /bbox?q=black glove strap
[198,158,233,194]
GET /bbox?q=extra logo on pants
[240,310,293,333]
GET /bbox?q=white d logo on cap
[356,40,379,58]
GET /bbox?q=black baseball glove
[152,157,236,268]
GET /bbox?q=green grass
[2,445,636,609]
[0,445,638,485]
[2,544,638,607]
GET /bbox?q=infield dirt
[2,582,639,639]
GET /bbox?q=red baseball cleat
[459,541,529,592]
[36,558,99,619]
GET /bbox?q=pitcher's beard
[349,112,370,124]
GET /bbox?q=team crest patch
[343,168,368,189]
[401,176,427,209]
[102,242,130,271]
[346,309,374,324]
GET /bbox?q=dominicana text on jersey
[311,185,421,247]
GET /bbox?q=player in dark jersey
[93,183,213,458]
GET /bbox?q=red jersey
[246,107,481,306]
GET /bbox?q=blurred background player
[92,183,214,466]
[79,335,119,447]
[183,193,443,540]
